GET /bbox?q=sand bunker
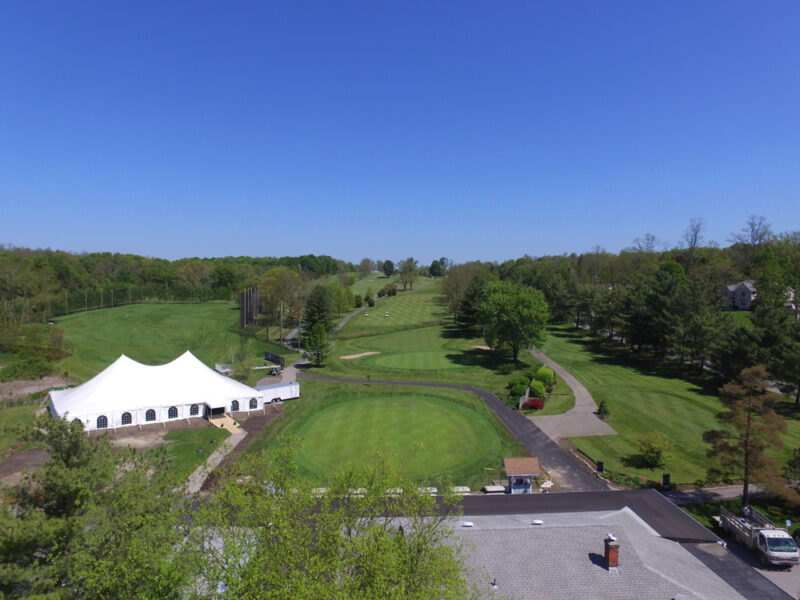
[472,345,492,351]
[340,351,382,360]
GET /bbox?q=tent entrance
[205,405,226,419]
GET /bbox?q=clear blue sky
[1,1,798,265]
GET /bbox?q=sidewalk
[528,348,617,439]
[183,430,248,494]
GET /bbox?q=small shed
[503,457,541,495]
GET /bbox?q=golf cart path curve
[528,347,617,439]
[296,370,607,493]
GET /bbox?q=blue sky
[1,1,798,265]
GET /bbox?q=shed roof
[503,457,541,476]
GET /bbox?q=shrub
[366,297,375,307]
[0,357,53,382]
[635,433,674,469]
[497,363,515,375]
[535,367,555,388]
[377,288,386,298]
[509,383,527,398]
[522,398,544,410]
[507,375,528,390]
[530,380,546,398]
[354,295,363,308]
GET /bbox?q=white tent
[49,351,265,431]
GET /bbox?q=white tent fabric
[50,351,264,431]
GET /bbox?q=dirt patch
[340,351,381,360]
[472,345,492,351]
[0,449,49,487]
[0,375,71,402]
[87,417,215,451]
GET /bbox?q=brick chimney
[604,534,619,570]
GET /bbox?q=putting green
[359,350,462,370]
[290,393,503,482]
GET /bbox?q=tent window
[249,398,257,409]
[146,409,156,422]
[231,400,239,412]
[190,404,199,416]
[122,412,132,425]
[97,415,108,429]
[168,406,178,419]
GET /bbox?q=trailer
[719,505,799,568]
[256,381,300,403]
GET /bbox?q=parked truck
[719,505,799,568]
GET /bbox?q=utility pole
[279,299,284,344]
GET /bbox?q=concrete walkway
[184,429,248,493]
[528,348,617,440]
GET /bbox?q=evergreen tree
[704,365,789,506]
[303,284,335,332]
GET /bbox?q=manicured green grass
[56,302,300,383]
[538,326,800,484]
[246,381,527,489]
[316,278,538,395]
[523,383,575,416]
[337,278,444,337]
[159,426,231,486]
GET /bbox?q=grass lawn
[159,426,231,486]
[522,382,576,416]
[316,278,539,396]
[246,381,527,489]
[56,302,300,384]
[538,326,800,484]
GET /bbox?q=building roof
[454,509,745,600]
[503,457,541,476]
[50,351,261,417]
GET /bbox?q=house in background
[723,279,757,310]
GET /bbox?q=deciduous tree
[398,258,418,291]
[193,441,474,599]
[476,281,549,361]
[305,322,331,366]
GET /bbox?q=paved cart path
[297,371,607,492]
[529,348,617,439]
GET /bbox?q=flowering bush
[522,398,544,410]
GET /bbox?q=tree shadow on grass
[549,326,721,397]
[620,454,661,470]
[445,349,507,370]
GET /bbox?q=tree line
[442,218,800,404]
